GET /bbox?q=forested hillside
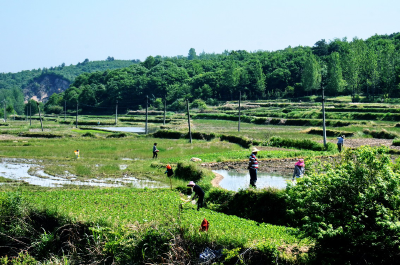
[50,33,400,115]
[2,33,400,116]
[0,58,139,114]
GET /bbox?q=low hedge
[73,121,116,126]
[303,128,354,137]
[119,117,172,123]
[363,129,399,139]
[207,188,288,225]
[153,130,216,141]
[220,134,253,148]
[18,132,63,138]
[269,136,335,151]
[393,138,400,146]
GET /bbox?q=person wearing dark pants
[187,181,204,211]
[337,135,344,152]
[248,147,259,188]
[153,143,159,158]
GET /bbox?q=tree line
[46,33,399,114]
[2,33,400,115]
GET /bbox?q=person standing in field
[187,181,204,211]
[248,147,259,188]
[292,159,305,181]
[153,143,159,158]
[165,164,173,177]
[337,135,344,152]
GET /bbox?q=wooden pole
[163,96,166,125]
[145,95,148,134]
[76,100,78,128]
[37,102,44,132]
[322,86,327,147]
[64,100,66,121]
[115,100,118,125]
[187,99,192,144]
[29,101,31,126]
[238,91,241,132]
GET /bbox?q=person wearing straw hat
[292,159,305,181]
[248,147,259,188]
[187,181,204,211]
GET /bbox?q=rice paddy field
[1,99,400,264]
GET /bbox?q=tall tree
[302,53,321,94]
[326,52,345,95]
[188,48,197,60]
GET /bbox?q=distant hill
[0,58,140,102]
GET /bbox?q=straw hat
[187,181,195,187]
[251,147,260,153]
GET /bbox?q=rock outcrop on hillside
[23,73,70,102]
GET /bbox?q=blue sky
[1,0,399,73]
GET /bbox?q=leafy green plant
[286,146,400,263]
[269,136,335,151]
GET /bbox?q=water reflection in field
[213,170,291,191]
[0,158,166,188]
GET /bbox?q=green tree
[301,53,321,94]
[188,48,197,60]
[326,52,345,95]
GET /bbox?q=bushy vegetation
[269,136,336,151]
[286,146,400,263]
[363,128,399,139]
[220,134,253,148]
[302,127,354,137]
[207,188,287,225]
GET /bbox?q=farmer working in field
[337,135,345,152]
[248,147,259,188]
[292,159,305,181]
[187,181,204,211]
[153,143,159,158]
[165,164,173,177]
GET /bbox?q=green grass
[20,188,313,261]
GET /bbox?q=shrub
[220,134,253,148]
[174,161,206,182]
[207,188,288,225]
[153,130,183,139]
[286,146,400,263]
[82,132,96,138]
[303,128,354,137]
[18,132,62,138]
[393,138,400,146]
[106,133,127,138]
[269,136,335,151]
[363,129,398,139]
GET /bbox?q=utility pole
[163,95,166,125]
[238,91,241,132]
[322,85,327,147]
[29,101,32,126]
[76,100,78,128]
[3,100,6,122]
[37,102,44,132]
[115,100,118,125]
[186,99,192,144]
[145,95,148,134]
[64,100,66,122]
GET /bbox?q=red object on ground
[200,218,209,232]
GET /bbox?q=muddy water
[213,170,291,191]
[0,158,167,188]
